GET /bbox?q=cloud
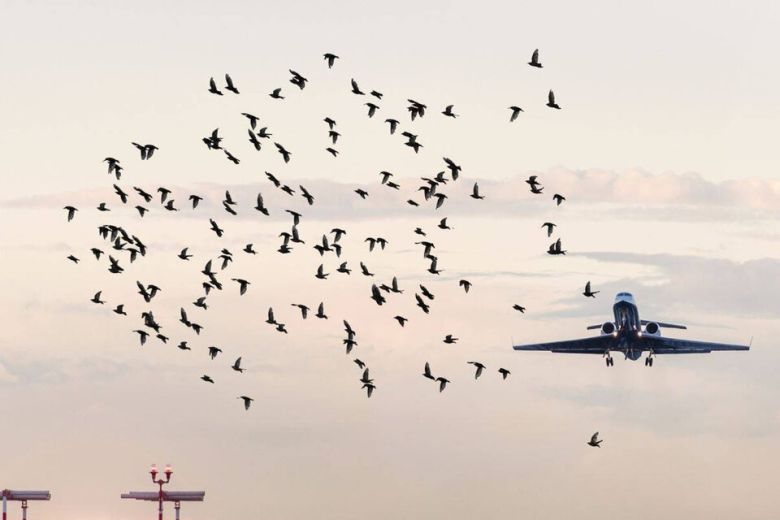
[546,252,780,320]
[3,169,780,222]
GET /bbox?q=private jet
[513,292,750,366]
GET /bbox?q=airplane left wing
[640,335,750,354]
[513,335,615,354]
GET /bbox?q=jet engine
[601,322,616,335]
[644,321,660,335]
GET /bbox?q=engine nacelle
[644,321,660,335]
[600,322,616,335]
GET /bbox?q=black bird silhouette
[436,377,450,392]
[442,105,458,118]
[394,315,408,327]
[423,362,435,380]
[470,183,485,200]
[134,330,149,345]
[529,48,543,68]
[177,341,190,351]
[541,222,556,237]
[132,142,158,160]
[292,303,310,319]
[178,248,192,260]
[415,293,430,314]
[224,149,240,164]
[134,186,153,202]
[328,130,340,144]
[224,74,239,94]
[326,147,339,157]
[97,202,110,212]
[362,383,376,398]
[67,255,79,263]
[232,278,250,295]
[231,357,245,373]
[269,88,284,99]
[208,346,222,360]
[113,304,127,316]
[420,285,435,300]
[64,206,77,221]
[459,280,472,293]
[509,106,524,122]
[370,284,386,306]
[498,368,511,380]
[513,304,526,313]
[385,119,399,134]
[547,238,566,255]
[248,130,262,151]
[239,396,253,410]
[350,78,364,95]
[257,127,272,139]
[553,193,566,205]
[254,193,270,215]
[89,248,102,260]
[370,90,383,99]
[189,195,203,209]
[443,335,458,344]
[242,112,259,129]
[324,117,336,129]
[209,219,224,238]
[438,218,451,230]
[355,189,369,199]
[315,302,327,319]
[275,143,291,163]
[547,89,561,109]
[201,375,215,384]
[323,53,339,68]
[337,262,352,275]
[289,69,308,90]
[588,432,602,447]
[365,103,379,118]
[443,157,461,180]
[468,361,486,379]
[91,291,105,304]
[583,281,600,298]
[208,77,222,95]
[315,264,329,279]
[203,128,222,149]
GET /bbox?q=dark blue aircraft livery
[513,292,750,366]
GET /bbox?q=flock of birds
[63,49,604,446]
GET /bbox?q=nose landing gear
[604,353,614,367]
[644,352,654,367]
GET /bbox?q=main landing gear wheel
[645,355,654,367]
[605,356,614,367]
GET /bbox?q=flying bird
[528,48,542,68]
[442,105,458,118]
[231,357,245,373]
[587,432,602,448]
[64,206,77,222]
[467,361,486,379]
[547,89,561,109]
[541,222,556,237]
[583,281,599,298]
[323,53,339,68]
[208,77,222,95]
[239,396,253,410]
[224,74,239,94]
[498,368,511,380]
[509,106,524,122]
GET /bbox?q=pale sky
[1,1,780,519]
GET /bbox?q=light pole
[149,464,172,520]
[0,491,51,520]
[122,467,204,520]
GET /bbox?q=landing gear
[645,353,654,367]
[605,354,614,367]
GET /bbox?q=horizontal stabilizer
[642,320,687,330]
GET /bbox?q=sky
[1,1,780,519]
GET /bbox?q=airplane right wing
[639,335,750,354]
[513,335,616,354]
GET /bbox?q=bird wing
[591,432,599,443]
[549,90,555,103]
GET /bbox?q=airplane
[513,292,750,367]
